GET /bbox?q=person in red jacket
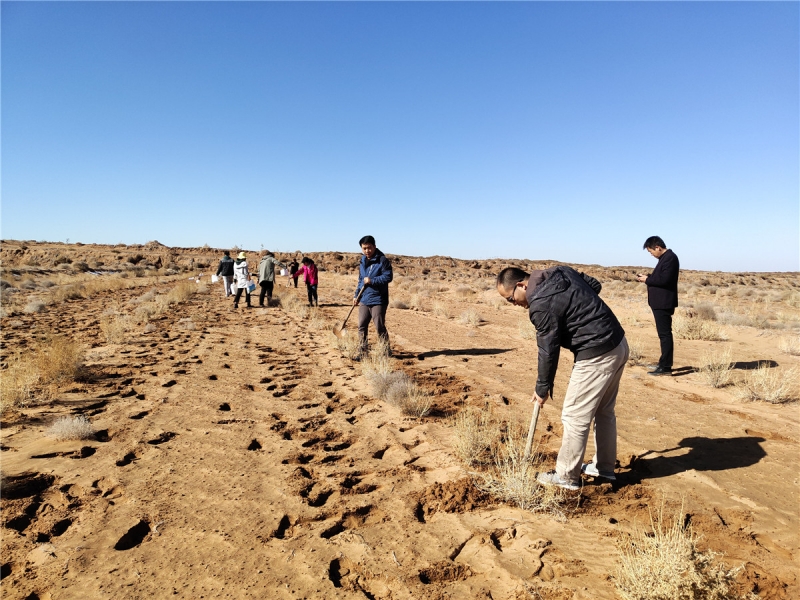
[637,236,680,376]
[295,257,319,307]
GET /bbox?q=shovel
[333,286,366,338]
[523,400,542,461]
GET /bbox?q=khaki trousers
[555,338,628,483]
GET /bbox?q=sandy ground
[1,241,798,599]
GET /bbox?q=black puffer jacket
[216,256,234,277]
[526,266,625,397]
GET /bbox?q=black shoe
[648,366,672,376]
[233,304,238,309]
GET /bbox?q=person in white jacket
[232,252,253,309]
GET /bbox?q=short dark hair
[224,251,230,256]
[359,235,376,247]
[497,267,529,290]
[301,256,314,265]
[643,236,666,250]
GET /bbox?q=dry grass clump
[476,419,566,516]
[100,313,130,343]
[390,299,409,310]
[361,340,431,417]
[432,301,450,318]
[129,289,157,305]
[627,338,646,366]
[673,313,727,341]
[328,330,362,360]
[694,302,717,321]
[517,318,536,340]
[2,335,85,410]
[1,352,37,409]
[409,294,427,312]
[778,336,800,356]
[734,365,797,404]
[454,285,475,299]
[166,281,195,305]
[46,415,95,441]
[52,284,86,302]
[459,308,483,328]
[24,300,46,314]
[452,407,495,466]
[699,347,733,388]
[307,311,330,331]
[278,292,309,319]
[615,498,744,600]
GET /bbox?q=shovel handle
[340,286,367,329]
[523,401,541,461]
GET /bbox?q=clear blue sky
[2,2,797,272]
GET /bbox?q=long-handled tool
[523,401,542,460]
[333,286,366,338]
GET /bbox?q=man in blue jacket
[354,235,393,356]
[637,236,680,376]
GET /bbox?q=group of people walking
[213,233,679,490]
[215,251,318,309]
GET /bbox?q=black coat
[645,249,680,310]
[216,256,234,277]
[526,266,625,398]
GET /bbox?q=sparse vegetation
[459,308,483,328]
[100,313,129,343]
[517,318,536,340]
[24,300,46,314]
[452,407,495,466]
[735,365,797,404]
[433,301,450,318]
[778,336,800,356]
[627,338,646,366]
[0,352,38,409]
[46,415,96,441]
[673,312,727,341]
[615,498,745,600]
[390,299,409,310]
[699,347,733,388]
[361,339,431,417]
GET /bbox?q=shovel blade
[333,324,347,338]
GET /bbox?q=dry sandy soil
[1,240,798,599]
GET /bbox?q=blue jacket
[356,249,393,306]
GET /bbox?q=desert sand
[1,240,797,599]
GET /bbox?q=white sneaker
[581,462,616,481]
[536,470,580,491]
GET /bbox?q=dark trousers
[259,281,274,306]
[292,276,299,288]
[306,283,318,306]
[357,304,388,352]
[233,288,251,307]
[652,308,674,369]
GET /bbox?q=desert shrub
[133,303,157,323]
[452,407,495,466]
[328,330,361,360]
[53,256,72,266]
[384,375,432,417]
[625,338,646,366]
[19,279,36,290]
[129,290,157,305]
[0,352,37,409]
[279,292,309,319]
[143,323,157,334]
[307,312,330,331]
[476,419,567,515]
[24,300,46,314]
[459,309,483,328]
[615,499,744,600]
[778,336,800,356]
[41,279,55,288]
[735,365,797,404]
[694,303,717,321]
[177,317,196,331]
[100,314,129,343]
[454,285,474,299]
[517,318,536,340]
[673,313,727,341]
[37,335,84,387]
[409,294,427,311]
[700,347,733,388]
[432,301,450,318]
[166,281,195,305]
[52,284,86,302]
[390,299,409,310]
[46,415,95,441]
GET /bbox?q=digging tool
[333,286,366,338]
[523,400,542,461]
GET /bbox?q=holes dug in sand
[247,439,262,451]
[328,558,344,587]
[0,563,12,580]
[259,377,272,384]
[6,515,31,532]
[282,431,293,441]
[323,441,351,452]
[413,478,492,523]
[116,451,139,467]
[266,384,278,391]
[319,381,333,387]
[161,380,177,388]
[372,447,388,460]
[272,515,293,540]
[129,411,149,420]
[208,375,218,381]
[50,518,72,537]
[319,455,343,464]
[94,429,112,442]
[147,432,177,445]
[1,472,55,500]
[418,561,472,584]
[114,519,150,551]
[218,403,231,411]
[281,454,315,465]
[320,521,345,539]
[325,391,336,399]
[297,403,321,410]
[241,384,255,392]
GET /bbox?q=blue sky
[2,2,797,272]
